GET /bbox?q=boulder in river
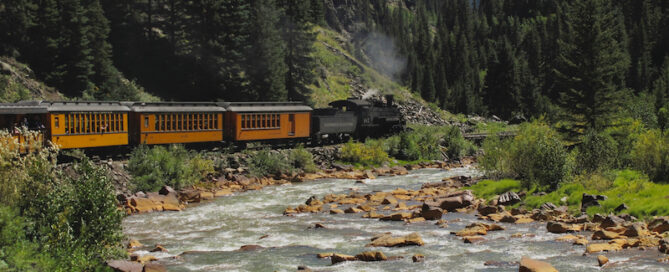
[660,238,669,254]
[355,251,387,262]
[600,215,625,229]
[366,232,424,247]
[463,236,485,243]
[546,221,578,233]
[420,206,444,220]
[581,193,607,212]
[143,263,167,272]
[649,217,669,234]
[437,190,474,211]
[597,255,609,267]
[331,253,356,265]
[585,243,622,254]
[477,205,499,216]
[412,254,425,263]
[149,245,167,252]
[497,191,521,206]
[592,230,620,240]
[106,260,143,272]
[518,256,558,272]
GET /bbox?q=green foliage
[0,207,56,271]
[442,125,476,160]
[247,149,291,177]
[26,158,125,270]
[289,145,318,173]
[466,179,523,200]
[480,122,569,190]
[479,136,514,179]
[339,140,389,167]
[605,118,644,168]
[128,145,214,192]
[576,130,618,173]
[630,129,669,183]
[521,170,669,218]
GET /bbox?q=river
[123,167,668,271]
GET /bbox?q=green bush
[576,130,618,173]
[0,207,56,271]
[128,145,214,192]
[443,126,476,160]
[247,149,292,177]
[26,158,125,270]
[289,145,318,173]
[479,136,514,179]
[630,129,669,182]
[339,140,389,166]
[480,122,570,190]
[605,118,644,168]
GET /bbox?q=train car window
[198,114,202,130]
[145,116,149,128]
[94,114,99,133]
[172,114,177,131]
[55,117,59,128]
[64,115,69,133]
[277,114,281,128]
[120,114,124,131]
[262,114,267,128]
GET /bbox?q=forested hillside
[1,0,669,128]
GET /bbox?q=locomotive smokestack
[385,95,394,106]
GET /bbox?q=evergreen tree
[555,0,630,138]
[484,37,522,119]
[279,0,316,103]
[248,0,287,101]
[0,0,34,57]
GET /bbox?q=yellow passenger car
[220,102,312,142]
[0,102,48,153]
[44,102,130,149]
[128,102,225,145]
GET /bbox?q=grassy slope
[467,170,669,219]
[309,26,428,108]
[0,57,64,103]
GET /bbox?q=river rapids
[123,167,668,271]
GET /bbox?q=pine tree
[248,0,287,101]
[484,37,522,119]
[555,0,630,138]
[0,0,34,57]
[279,0,316,103]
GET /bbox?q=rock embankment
[288,172,669,269]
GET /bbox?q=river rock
[355,251,387,262]
[614,203,629,212]
[317,253,333,258]
[540,202,558,211]
[143,263,167,272]
[366,232,424,247]
[420,205,444,220]
[382,196,398,205]
[581,193,607,212]
[596,255,609,267]
[297,265,312,272]
[106,260,143,272]
[130,255,157,264]
[649,217,669,234]
[592,230,620,240]
[330,208,344,214]
[305,196,322,206]
[238,245,265,251]
[547,221,577,233]
[585,243,622,254]
[623,223,649,237]
[412,254,425,263]
[331,253,356,264]
[127,239,143,248]
[158,185,177,196]
[149,245,167,252]
[314,223,326,229]
[463,236,485,243]
[477,205,499,216]
[381,212,413,221]
[438,190,474,211]
[498,191,521,206]
[660,238,669,254]
[600,215,625,229]
[518,256,558,272]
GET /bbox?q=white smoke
[362,89,379,100]
[362,32,407,81]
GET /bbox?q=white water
[123,168,669,271]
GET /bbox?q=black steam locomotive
[311,95,405,143]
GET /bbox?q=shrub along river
[123,168,668,271]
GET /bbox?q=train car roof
[0,101,48,114]
[219,102,312,113]
[126,102,226,113]
[329,99,371,108]
[40,101,131,112]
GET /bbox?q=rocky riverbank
[283,175,669,270]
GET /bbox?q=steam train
[0,96,404,151]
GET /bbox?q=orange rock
[317,253,333,258]
[331,253,356,265]
[519,256,558,272]
[366,232,424,247]
[345,207,363,213]
[330,209,344,214]
[407,217,426,224]
[585,243,622,254]
[355,251,387,262]
[463,236,485,243]
[597,255,609,267]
